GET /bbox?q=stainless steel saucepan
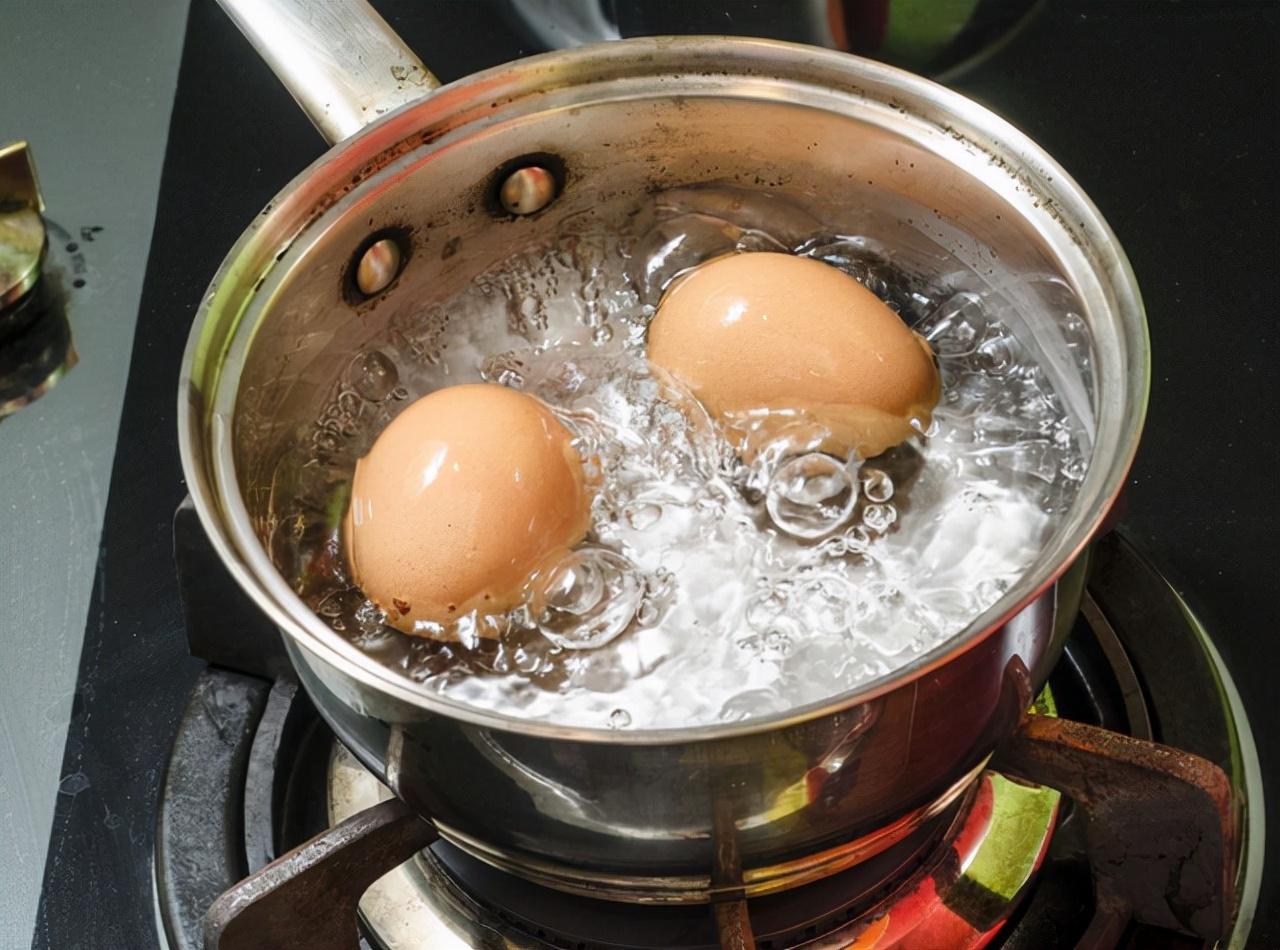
[179,0,1150,901]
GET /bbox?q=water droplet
[862,503,898,534]
[608,708,632,729]
[347,350,399,401]
[765,453,858,539]
[860,468,894,503]
[592,324,614,344]
[59,772,91,795]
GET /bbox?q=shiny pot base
[428,756,990,904]
[330,742,1057,946]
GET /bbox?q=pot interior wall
[231,92,1099,551]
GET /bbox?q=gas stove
[159,521,1257,950]
[15,3,1277,949]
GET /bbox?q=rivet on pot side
[346,229,410,303]
[488,153,566,217]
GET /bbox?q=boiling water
[266,187,1092,729]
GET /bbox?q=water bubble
[860,468,894,503]
[974,334,1017,376]
[511,644,546,675]
[844,524,873,551]
[765,453,858,540]
[353,599,388,633]
[1061,456,1088,482]
[479,350,528,388]
[635,600,661,626]
[862,503,898,534]
[347,351,399,402]
[608,708,632,729]
[802,575,852,634]
[919,292,986,355]
[628,214,740,303]
[534,547,643,650]
[975,578,1009,607]
[764,627,793,657]
[745,589,787,630]
[592,324,615,344]
[1061,311,1090,349]
[817,536,848,558]
[623,502,662,530]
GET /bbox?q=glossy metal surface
[326,745,1059,948]
[287,582,1065,892]
[0,141,46,308]
[179,7,1146,889]
[214,0,438,143]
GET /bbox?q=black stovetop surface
[31,2,1277,947]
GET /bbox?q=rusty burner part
[203,798,437,950]
[200,710,1236,950]
[993,715,1237,944]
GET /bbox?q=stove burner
[158,528,1261,950]
[0,142,82,418]
[323,743,1058,949]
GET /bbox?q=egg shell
[344,383,592,635]
[646,252,940,458]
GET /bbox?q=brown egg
[344,384,593,637]
[647,252,940,459]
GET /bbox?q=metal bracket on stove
[174,496,291,678]
[994,714,1237,945]
[203,797,438,950]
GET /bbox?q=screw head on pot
[499,166,557,216]
[355,237,403,297]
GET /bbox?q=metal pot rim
[177,35,1149,744]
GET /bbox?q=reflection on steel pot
[179,0,1145,899]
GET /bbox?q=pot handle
[215,0,439,146]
